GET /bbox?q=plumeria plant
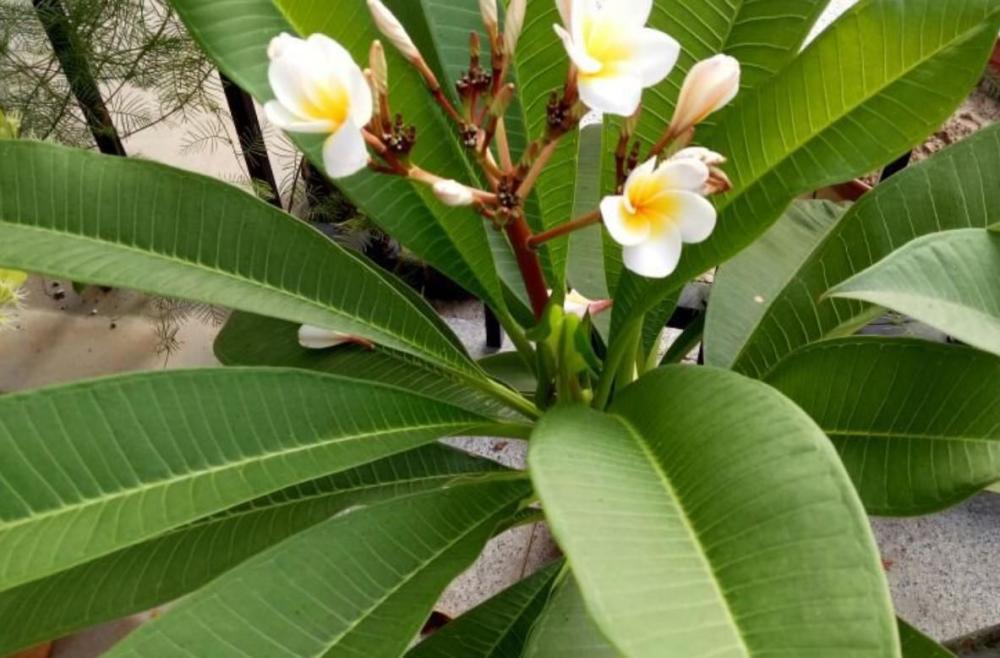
[0,0,998,656]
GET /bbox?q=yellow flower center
[301,79,351,127]
[581,13,634,79]
[623,174,679,236]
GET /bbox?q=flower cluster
[261,0,740,348]
[0,269,27,331]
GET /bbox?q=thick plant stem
[505,213,550,319]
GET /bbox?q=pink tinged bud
[670,55,741,135]
[433,179,476,207]
[564,290,613,319]
[367,0,421,62]
[504,0,527,56]
[556,0,572,27]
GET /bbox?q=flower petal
[672,191,718,244]
[264,101,334,133]
[322,125,369,178]
[306,34,372,127]
[623,228,683,279]
[629,28,680,87]
[655,158,709,192]
[578,72,643,116]
[554,24,601,74]
[622,157,658,212]
[268,53,315,118]
[601,195,649,247]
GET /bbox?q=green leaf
[105,479,531,658]
[531,367,897,657]
[766,338,1000,516]
[726,125,1000,377]
[215,311,520,420]
[0,368,504,592]
[168,0,511,316]
[523,571,618,658]
[610,0,1000,353]
[0,141,481,380]
[829,229,1000,358]
[898,619,955,657]
[705,200,848,369]
[567,123,609,300]
[0,444,505,655]
[407,560,562,658]
[478,351,537,396]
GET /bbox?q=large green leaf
[610,0,1000,354]
[0,444,505,655]
[105,479,531,658]
[898,620,955,657]
[215,311,522,420]
[407,560,562,658]
[169,0,510,316]
[766,338,1000,516]
[523,571,618,658]
[830,229,1000,357]
[566,123,609,300]
[0,141,481,380]
[0,368,513,592]
[705,200,847,369]
[710,126,1000,377]
[531,367,897,657]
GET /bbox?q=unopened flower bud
[671,147,726,167]
[503,0,527,56]
[367,0,421,62]
[369,40,388,97]
[564,290,612,319]
[490,83,516,117]
[669,55,741,135]
[479,0,498,32]
[299,325,374,350]
[433,179,476,207]
[556,0,572,27]
[672,147,731,195]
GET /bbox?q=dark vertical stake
[32,0,127,157]
[485,305,503,349]
[220,72,282,209]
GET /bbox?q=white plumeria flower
[600,157,717,279]
[298,325,374,350]
[265,33,373,179]
[554,0,680,116]
[432,179,476,207]
[669,54,741,135]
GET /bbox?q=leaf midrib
[314,498,515,657]
[614,415,751,658]
[830,429,1000,444]
[0,221,472,375]
[0,421,477,536]
[716,11,998,216]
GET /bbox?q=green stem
[498,311,537,373]
[474,376,541,420]
[593,318,642,410]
